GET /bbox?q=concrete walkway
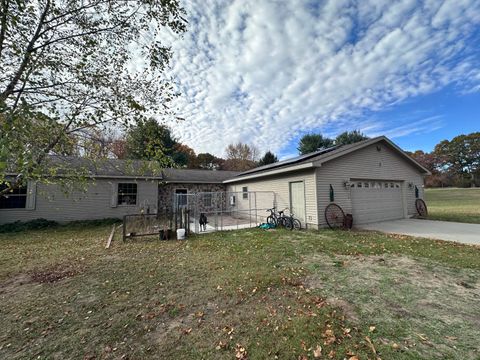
[357,219,480,246]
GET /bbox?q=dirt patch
[326,297,359,322]
[0,264,81,296]
[29,263,82,284]
[303,253,480,357]
[0,273,33,296]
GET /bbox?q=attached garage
[225,136,430,229]
[350,180,404,224]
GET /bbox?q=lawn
[425,187,480,224]
[0,225,479,359]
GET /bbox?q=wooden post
[106,224,116,248]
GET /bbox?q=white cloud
[162,0,480,156]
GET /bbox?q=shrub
[0,218,58,233]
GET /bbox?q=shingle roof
[236,144,340,176]
[226,136,430,183]
[161,168,240,183]
[7,156,240,182]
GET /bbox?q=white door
[289,181,306,222]
[351,180,404,224]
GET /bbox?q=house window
[357,182,362,188]
[364,182,370,188]
[203,193,212,207]
[176,189,188,206]
[0,184,28,209]
[117,183,137,205]
[242,186,248,199]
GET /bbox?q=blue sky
[164,0,480,158]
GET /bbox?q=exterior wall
[0,179,159,224]
[315,141,425,227]
[157,183,226,213]
[226,169,318,229]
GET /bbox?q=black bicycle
[266,207,301,230]
[266,207,282,227]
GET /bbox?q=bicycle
[266,207,282,227]
[266,207,301,230]
[281,209,301,230]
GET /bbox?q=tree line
[70,123,374,172]
[69,118,280,172]
[406,132,480,188]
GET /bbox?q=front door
[289,181,306,223]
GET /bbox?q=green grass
[425,187,480,224]
[0,226,479,359]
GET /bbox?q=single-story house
[0,158,238,224]
[0,136,430,228]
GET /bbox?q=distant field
[425,187,480,224]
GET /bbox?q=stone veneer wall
[157,183,227,213]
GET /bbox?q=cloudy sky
[164,0,480,159]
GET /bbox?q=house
[224,136,430,228]
[0,157,238,225]
[0,136,430,228]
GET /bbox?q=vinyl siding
[226,169,318,229]
[0,179,158,224]
[315,140,425,227]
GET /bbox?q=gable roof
[6,156,239,182]
[224,136,430,183]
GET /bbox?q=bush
[67,218,122,227]
[0,218,122,233]
[0,218,58,233]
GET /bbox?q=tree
[258,151,278,166]
[223,142,259,171]
[172,143,196,168]
[335,130,368,145]
[196,153,223,170]
[124,119,176,164]
[110,139,127,160]
[0,0,186,195]
[297,134,334,155]
[434,132,480,187]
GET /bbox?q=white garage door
[351,180,404,225]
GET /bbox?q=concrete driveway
[357,218,480,246]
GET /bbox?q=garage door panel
[351,182,403,224]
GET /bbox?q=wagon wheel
[415,199,428,217]
[325,203,346,229]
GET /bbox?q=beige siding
[0,179,158,224]
[226,169,318,229]
[315,141,425,227]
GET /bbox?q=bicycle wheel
[266,215,277,226]
[292,219,301,230]
[324,203,346,229]
[284,217,293,230]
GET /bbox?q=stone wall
[157,183,227,213]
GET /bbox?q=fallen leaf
[369,326,376,332]
[235,343,247,359]
[313,345,322,358]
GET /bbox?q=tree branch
[0,0,51,104]
[0,0,9,61]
